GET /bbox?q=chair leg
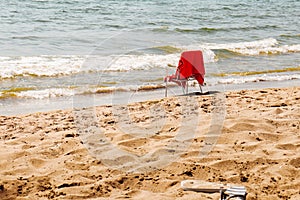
[181,85,185,94]
[186,82,188,94]
[165,81,168,97]
[180,82,185,94]
[199,84,203,94]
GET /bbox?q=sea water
[0,0,299,115]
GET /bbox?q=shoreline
[0,85,299,199]
[1,79,300,116]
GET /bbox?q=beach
[0,86,299,200]
[1,0,300,102]
[1,1,300,199]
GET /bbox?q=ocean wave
[215,73,300,85]
[229,44,300,55]
[175,25,278,33]
[2,71,299,100]
[203,38,278,52]
[104,49,217,71]
[212,66,300,77]
[280,34,300,39]
[0,84,166,99]
[151,45,182,54]
[0,55,86,79]
[105,54,179,71]
[1,38,299,79]
[16,88,75,99]
[0,51,216,79]
[174,27,218,33]
[201,38,300,56]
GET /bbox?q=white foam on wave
[2,71,299,99]
[200,38,300,56]
[0,50,217,78]
[106,54,179,71]
[0,55,86,79]
[13,86,127,99]
[230,44,300,55]
[9,83,164,99]
[215,73,300,85]
[104,48,217,71]
[16,88,75,99]
[212,38,278,50]
[1,38,298,79]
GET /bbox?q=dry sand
[0,86,299,200]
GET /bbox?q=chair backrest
[175,50,205,85]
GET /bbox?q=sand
[0,86,299,200]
